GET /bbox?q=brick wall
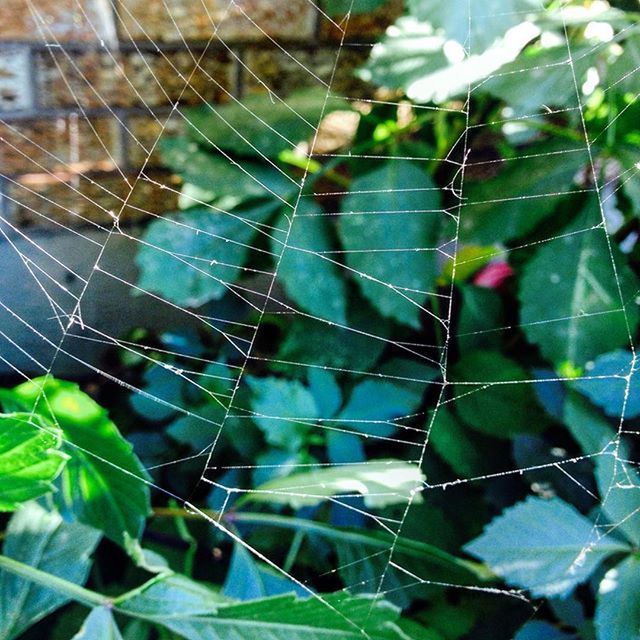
[0,0,402,229]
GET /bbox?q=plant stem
[153,506,220,521]
[0,554,109,608]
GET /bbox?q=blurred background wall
[0,0,400,376]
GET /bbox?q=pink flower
[472,261,513,289]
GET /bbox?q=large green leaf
[483,45,596,113]
[246,376,319,451]
[137,200,279,307]
[0,502,101,640]
[452,351,551,438]
[222,543,307,601]
[12,377,150,547]
[456,284,504,352]
[563,392,617,455]
[185,89,347,158]
[407,0,539,51]
[595,451,640,546]
[161,138,296,202]
[273,203,348,324]
[119,579,423,640]
[427,408,490,478]
[243,459,424,509]
[574,350,640,418]
[595,555,640,640]
[465,496,630,597]
[337,379,424,437]
[72,607,123,640]
[0,413,67,511]
[340,160,441,328]
[460,141,589,245]
[277,295,390,371]
[360,17,536,104]
[519,201,639,367]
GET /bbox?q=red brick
[0,116,121,175]
[7,170,180,228]
[0,0,116,42]
[116,0,315,43]
[37,48,233,109]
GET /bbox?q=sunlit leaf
[12,377,150,547]
[244,459,424,509]
[0,413,67,511]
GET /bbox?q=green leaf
[277,296,390,372]
[12,377,150,547]
[243,459,424,509]
[616,146,640,217]
[116,573,229,621]
[563,392,617,455]
[452,351,551,438]
[340,160,441,328]
[337,379,423,437]
[427,408,489,478]
[185,89,348,158]
[274,203,348,324]
[456,285,504,352]
[360,17,536,104]
[307,369,342,418]
[137,200,280,308]
[465,496,630,597]
[483,45,596,113]
[599,34,640,97]
[460,141,589,245]
[119,580,422,640]
[407,0,539,51]
[161,138,296,202]
[595,555,640,640]
[574,350,640,418]
[519,201,640,367]
[0,413,67,511]
[247,376,319,452]
[72,608,123,640]
[0,502,101,640]
[595,450,640,546]
[222,544,307,601]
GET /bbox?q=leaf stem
[0,554,109,608]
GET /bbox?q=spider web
[0,0,638,636]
